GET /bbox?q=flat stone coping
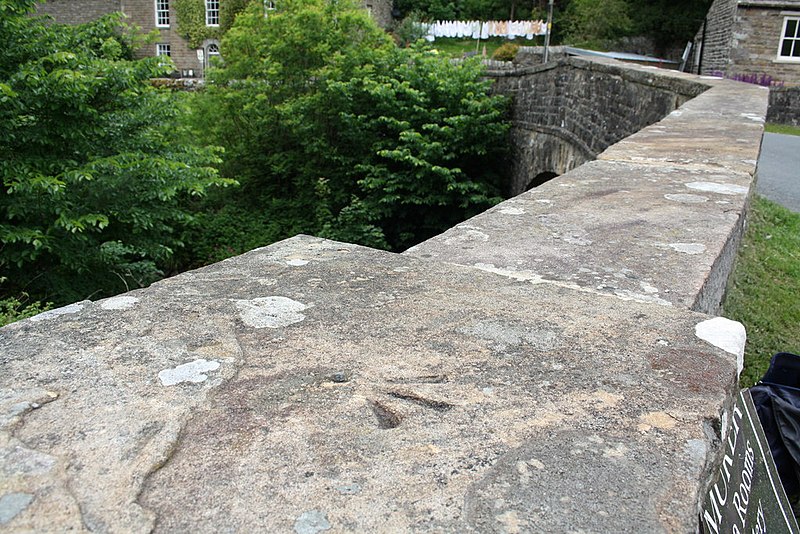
[1,236,739,532]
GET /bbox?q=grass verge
[723,195,800,387]
[765,123,800,136]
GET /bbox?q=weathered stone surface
[0,56,768,532]
[1,236,738,532]
[599,80,767,176]
[407,159,751,313]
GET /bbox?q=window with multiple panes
[156,43,171,56]
[205,0,220,26]
[779,17,800,60]
[155,0,170,27]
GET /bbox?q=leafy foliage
[492,42,520,61]
[562,0,633,48]
[0,0,232,305]
[0,294,51,327]
[188,0,509,255]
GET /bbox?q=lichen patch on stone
[0,493,34,525]
[668,243,706,255]
[473,263,546,283]
[158,359,221,386]
[685,182,748,195]
[29,302,84,322]
[499,207,525,215]
[664,193,708,204]
[100,296,139,310]
[286,259,309,266]
[235,296,308,328]
[294,510,331,534]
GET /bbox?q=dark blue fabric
[751,353,800,497]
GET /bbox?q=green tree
[562,0,633,47]
[188,0,509,254]
[0,0,233,305]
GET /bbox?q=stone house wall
[693,0,800,85]
[35,0,394,78]
[729,2,800,85]
[35,0,121,23]
[693,0,738,75]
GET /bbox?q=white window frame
[777,16,800,63]
[156,43,171,57]
[205,0,220,27]
[155,0,170,27]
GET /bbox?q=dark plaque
[701,389,799,534]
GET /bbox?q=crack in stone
[387,391,454,412]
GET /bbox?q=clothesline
[422,20,548,41]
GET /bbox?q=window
[156,43,171,57]
[155,0,170,27]
[778,17,800,60]
[205,0,219,26]
[264,0,276,9]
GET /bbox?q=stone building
[35,0,394,78]
[692,0,800,85]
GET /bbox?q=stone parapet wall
[488,56,707,194]
[769,85,800,124]
[0,57,769,531]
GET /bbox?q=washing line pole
[543,0,554,63]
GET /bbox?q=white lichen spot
[669,243,706,255]
[535,199,552,204]
[235,296,308,328]
[286,259,309,266]
[613,290,672,306]
[294,510,331,534]
[29,303,85,322]
[640,281,659,294]
[474,263,546,283]
[700,75,724,79]
[685,182,748,196]
[100,296,139,310]
[695,317,747,375]
[669,110,683,117]
[499,207,525,215]
[158,359,220,386]
[664,193,708,204]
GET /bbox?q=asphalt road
[757,132,800,213]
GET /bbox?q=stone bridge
[0,56,767,532]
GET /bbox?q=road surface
[757,132,800,213]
